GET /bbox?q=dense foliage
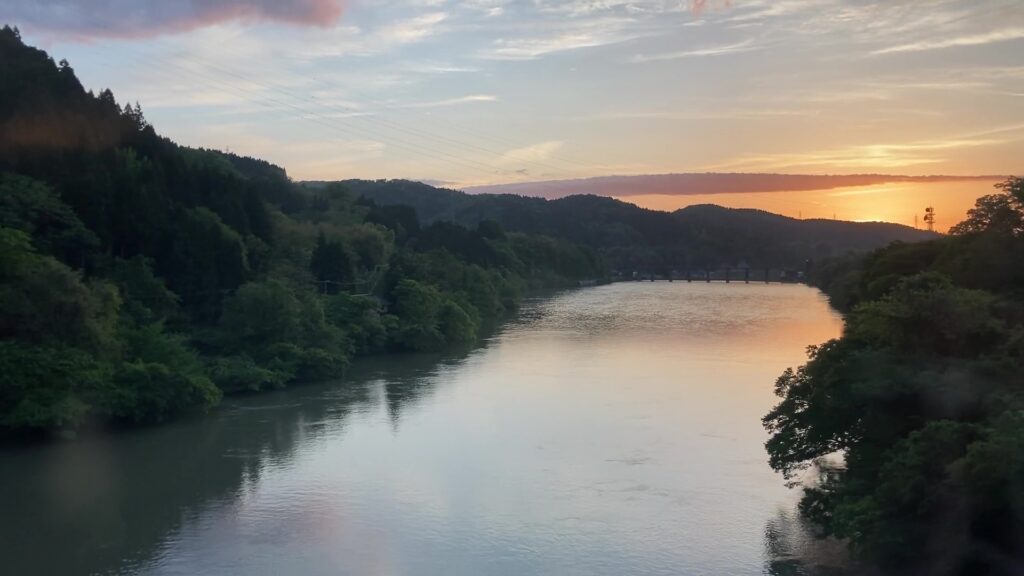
[334,178,937,273]
[766,177,1024,575]
[0,27,603,435]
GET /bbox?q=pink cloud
[690,0,732,16]
[3,0,345,40]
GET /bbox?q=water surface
[0,282,847,575]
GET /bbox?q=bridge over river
[623,267,808,284]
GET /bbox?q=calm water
[0,282,848,576]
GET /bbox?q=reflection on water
[1,283,850,575]
[0,353,459,576]
[763,507,868,576]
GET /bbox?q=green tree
[106,255,180,325]
[98,322,221,423]
[0,173,98,265]
[390,279,445,351]
[323,293,390,354]
[165,207,249,321]
[439,299,478,345]
[950,195,1020,236]
[310,231,356,293]
[0,342,105,431]
[766,177,1024,573]
[220,279,302,347]
[217,279,348,383]
[0,227,119,352]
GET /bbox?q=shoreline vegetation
[766,176,1024,575]
[0,26,605,439]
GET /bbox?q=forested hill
[328,179,937,271]
[764,177,1024,574]
[0,27,602,436]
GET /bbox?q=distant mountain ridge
[314,179,938,271]
[462,172,1004,199]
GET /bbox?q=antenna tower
[924,206,936,232]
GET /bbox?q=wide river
[1,282,847,576]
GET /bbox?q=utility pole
[924,206,936,232]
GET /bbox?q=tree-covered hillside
[765,177,1024,575]
[331,178,937,272]
[0,27,602,436]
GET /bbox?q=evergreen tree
[310,231,355,294]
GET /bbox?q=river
[0,282,848,576]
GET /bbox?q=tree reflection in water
[763,506,874,576]
[0,349,474,576]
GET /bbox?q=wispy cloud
[405,62,482,74]
[376,11,448,45]
[631,39,757,62]
[711,137,1007,171]
[479,17,645,60]
[500,141,564,163]
[720,0,826,25]
[297,12,449,58]
[964,122,1024,139]
[34,0,1022,183]
[873,27,1024,54]
[461,0,511,18]
[586,108,813,121]
[400,95,498,108]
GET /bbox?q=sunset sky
[6,0,1023,228]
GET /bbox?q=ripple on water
[0,282,847,576]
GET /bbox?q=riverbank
[0,282,848,576]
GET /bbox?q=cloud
[295,12,448,58]
[873,27,1024,54]
[586,108,814,120]
[482,31,629,60]
[400,95,498,108]
[464,173,1005,199]
[374,11,448,45]
[499,141,564,164]
[4,0,345,40]
[711,137,1007,171]
[479,17,644,60]
[461,0,510,18]
[719,0,825,25]
[405,62,482,74]
[631,39,757,62]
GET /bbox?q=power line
[57,0,1022,185]
[63,13,610,179]
[167,51,586,177]
[78,39,592,182]
[82,45,526,180]
[138,35,605,174]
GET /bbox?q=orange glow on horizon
[616,179,1004,232]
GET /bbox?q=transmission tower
[924,206,936,232]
